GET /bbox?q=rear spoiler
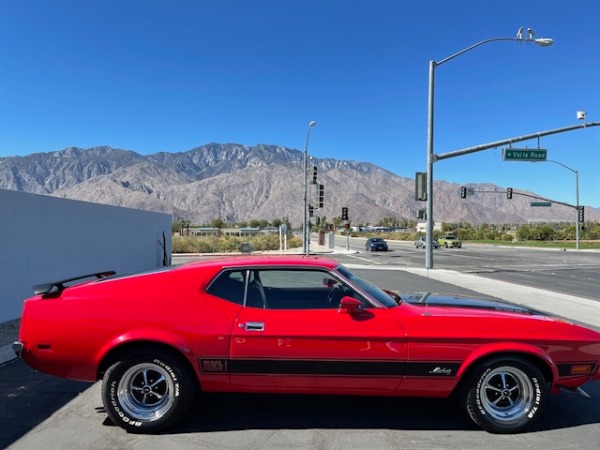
[33,271,117,296]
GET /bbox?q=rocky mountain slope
[0,144,597,226]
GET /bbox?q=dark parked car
[365,237,388,251]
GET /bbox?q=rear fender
[95,328,193,373]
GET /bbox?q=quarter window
[206,270,246,305]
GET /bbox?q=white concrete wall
[0,189,172,322]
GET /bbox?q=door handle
[245,322,265,331]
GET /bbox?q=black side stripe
[200,359,461,377]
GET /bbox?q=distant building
[190,227,273,237]
[416,222,442,232]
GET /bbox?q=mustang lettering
[429,367,453,375]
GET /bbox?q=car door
[229,268,407,393]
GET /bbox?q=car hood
[400,292,549,317]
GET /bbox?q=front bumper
[12,341,23,358]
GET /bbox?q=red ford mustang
[13,255,600,434]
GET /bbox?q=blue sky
[0,1,598,208]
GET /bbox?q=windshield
[335,265,398,308]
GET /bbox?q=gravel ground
[0,319,20,347]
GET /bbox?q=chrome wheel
[463,357,546,433]
[117,362,176,422]
[478,365,535,424]
[102,351,195,433]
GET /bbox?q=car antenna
[418,292,431,316]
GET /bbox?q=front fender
[456,341,558,382]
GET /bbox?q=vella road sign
[503,148,547,161]
[531,201,552,207]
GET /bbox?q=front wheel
[101,350,195,433]
[461,357,547,433]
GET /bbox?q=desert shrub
[172,236,198,253]
[172,233,301,253]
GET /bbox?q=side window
[206,270,246,305]
[256,269,369,310]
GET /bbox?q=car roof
[178,254,340,272]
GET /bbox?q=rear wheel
[461,357,547,433]
[101,350,195,433]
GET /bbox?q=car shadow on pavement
[160,382,600,434]
[0,359,93,449]
[170,393,476,433]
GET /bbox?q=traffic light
[312,166,318,183]
[341,207,348,221]
[415,172,427,201]
[578,206,585,223]
[317,184,324,208]
[460,186,467,199]
[507,187,513,199]
[308,205,314,217]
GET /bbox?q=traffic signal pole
[434,122,600,163]
[425,121,599,268]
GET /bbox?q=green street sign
[503,148,547,161]
[530,202,552,207]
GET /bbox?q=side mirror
[339,296,362,313]
[323,277,337,288]
[383,289,403,305]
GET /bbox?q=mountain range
[0,144,597,226]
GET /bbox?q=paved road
[339,237,600,301]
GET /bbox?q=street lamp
[538,159,580,249]
[303,120,316,255]
[425,29,554,269]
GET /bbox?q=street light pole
[303,120,316,255]
[543,160,580,250]
[425,31,554,269]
